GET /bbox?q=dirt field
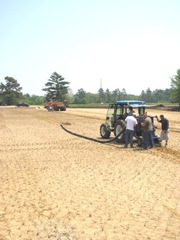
[0,107,179,240]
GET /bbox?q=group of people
[124,111,169,149]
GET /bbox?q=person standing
[156,114,169,146]
[141,112,154,150]
[128,106,135,116]
[124,113,137,148]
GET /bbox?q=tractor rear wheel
[100,124,111,139]
[60,107,66,111]
[114,120,125,143]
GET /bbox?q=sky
[0,0,180,96]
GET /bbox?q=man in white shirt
[124,113,137,148]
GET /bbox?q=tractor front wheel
[114,121,126,143]
[100,124,111,139]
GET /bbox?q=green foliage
[23,94,45,105]
[69,103,109,108]
[170,69,180,106]
[98,88,130,104]
[111,89,121,102]
[98,88,104,103]
[71,87,172,105]
[0,71,175,106]
[74,88,87,104]
[42,72,70,101]
[104,89,111,103]
[140,88,171,103]
[0,76,23,105]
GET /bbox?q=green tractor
[100,100,160,146]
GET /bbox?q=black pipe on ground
[60,124,126,144]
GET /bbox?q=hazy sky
[0,0,180,96]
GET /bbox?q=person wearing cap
[124,113,137,148]
[156,114,169,146]
[141,112,154,150]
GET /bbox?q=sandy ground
[0,107,179,240]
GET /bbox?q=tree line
[72,87,172,104]
[0,69,180,106]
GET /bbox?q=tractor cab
[105,100,146,129]
[100,100,147,141]
[100,100,160,146]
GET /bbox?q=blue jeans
[125,129,134,147]
[143,131,154,149]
